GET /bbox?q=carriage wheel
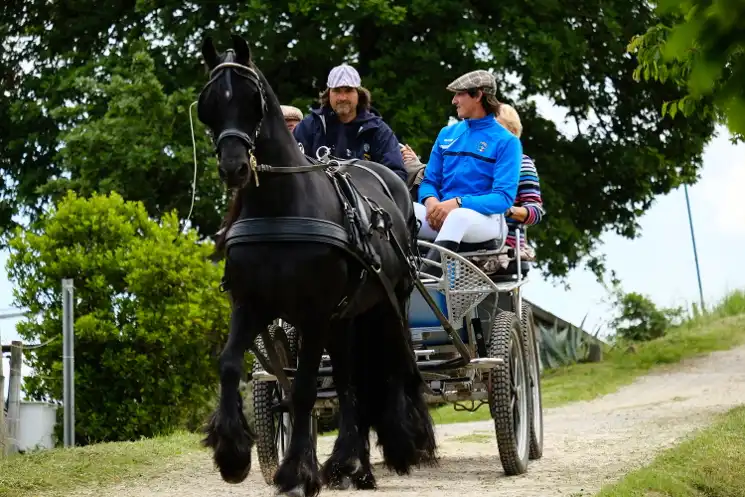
[488,311,530,476]
[521,304,544,460]
[253,322,308,485]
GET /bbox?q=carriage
[250,225,544,483]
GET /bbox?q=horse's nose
[237,162,249,179]
[218,166,228,182]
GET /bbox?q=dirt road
[72,345,745,497]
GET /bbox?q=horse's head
[197,34,267,189]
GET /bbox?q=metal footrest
[415,349,435,360]
[468,357,504,369]
[253,369,278,382]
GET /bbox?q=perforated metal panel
[439,251,495,328]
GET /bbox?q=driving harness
[199,54,420,329]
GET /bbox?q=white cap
[327,64,361,89]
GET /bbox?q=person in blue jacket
[417,69,522,277]
[292,63,408,183]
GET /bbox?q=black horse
[197,34,437,496]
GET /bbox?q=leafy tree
[628,0,745,141]
[1,0,717,279]
[41,44,228,236]
[6,191,230,444]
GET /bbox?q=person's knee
[442,207,478,227]
[413,202,426,219]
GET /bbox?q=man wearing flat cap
[281,105,303,132]
[292,63,407,183]
[415,69,523,277]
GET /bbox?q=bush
[611,292,684,342]
[603,275,684,342]
[6,191,230,444]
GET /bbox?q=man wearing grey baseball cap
[415,69,523,277]
[292,63,407,183]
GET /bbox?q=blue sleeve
[371,123,407,183]
[292,116,314,155]
[417,131,444,203]
[460,135,522,215]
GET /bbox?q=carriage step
[317,388,337,399]
[252,369,278,382]
[416,356,504,373]
[252,365,334,382]
[415,349,435,360]
[469,357,505,369]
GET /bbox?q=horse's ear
[201,36,220,70]
[231,34,252,65]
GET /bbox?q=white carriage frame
[411,227,530,406]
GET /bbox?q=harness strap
[225,217,350,251]
[346,163,395,201]
[254,162,327,174]
[223,216,406,326]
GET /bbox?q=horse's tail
[353,275,438,475]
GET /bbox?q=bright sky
[2,89,745,384]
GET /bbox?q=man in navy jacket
[292,64,408,183]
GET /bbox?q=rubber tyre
[253,322,299,486]
[488,311,530,476]
[521,304,544,460]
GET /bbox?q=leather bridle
[197,52,327,186]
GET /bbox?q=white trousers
[414,202,507,247]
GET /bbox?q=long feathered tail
[352,276,438,474]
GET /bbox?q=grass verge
[0,431,203,497]
[430,308,745,425]
[593,405,745,497]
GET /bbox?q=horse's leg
[351,418,376,489]
[274,323,326,497]
[321,320,376,490]
[203,303,263,483]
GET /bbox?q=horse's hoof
[353,471,377,490]
[278,485,305,497]
[275,458,322,497]
[327,476,352,490]
[219,464,251,484]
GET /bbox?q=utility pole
[684,184,705,312]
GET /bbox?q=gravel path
[72,345,745,497]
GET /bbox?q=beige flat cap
[281,105,303,121]
[446,70,497,95]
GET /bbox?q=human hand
[401,144,418,164]
[427,198,459,231]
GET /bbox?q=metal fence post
[62,278,75,448]
[6,341,22,454]
[0,328,6,457]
